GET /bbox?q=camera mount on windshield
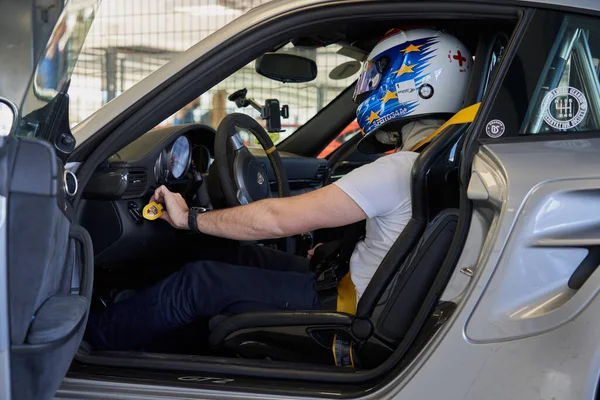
[228,88,289,133]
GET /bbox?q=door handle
[568,247,600,290]
[69,224,94,299]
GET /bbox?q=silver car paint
[396,140,600,400]
[468,180,599,341]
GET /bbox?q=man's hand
[307,243,323,261]
[150,185,189,230]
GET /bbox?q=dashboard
[78,123,328,266]
[83,124,216,201]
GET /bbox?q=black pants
[86,245,320,351]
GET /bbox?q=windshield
[14,0,360,147]
[157,45,360,148]
[67,0,275,127]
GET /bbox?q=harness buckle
[316,264,340,291]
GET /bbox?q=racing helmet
[354,28,472,153]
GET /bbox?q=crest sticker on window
[485,119,505,138]
[541,86,588,130]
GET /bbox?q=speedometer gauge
[169,136,191,179]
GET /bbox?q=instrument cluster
[154,135,212,184]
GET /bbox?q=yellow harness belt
[410,102,481,152]
[335,102,481,316]
[336,273,357,314]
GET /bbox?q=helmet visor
[353,60,382,103]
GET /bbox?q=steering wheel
[214,113,290,207]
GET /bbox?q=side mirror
[0,99,17,137]
[255,53,317,83]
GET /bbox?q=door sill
[75,349,359,382]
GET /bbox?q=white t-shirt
[334,151,418,300]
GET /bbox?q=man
[173,98,201,125]
[86,28,472,351]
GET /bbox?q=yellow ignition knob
[143,202,163,220]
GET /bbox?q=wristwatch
[187,207,203,234]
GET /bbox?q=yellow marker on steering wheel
[143,202,163,220]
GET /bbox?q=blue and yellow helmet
[355,28,472,153]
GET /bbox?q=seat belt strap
[333,276,358,367]
[410,102,481,152]
[336,272,356,314]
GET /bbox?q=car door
[443,9,600,397]
[0,2,98,399]
[396,9,600,400]
[468,8,600,337]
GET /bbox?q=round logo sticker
[485,119,505,138]
[541,86,588,130]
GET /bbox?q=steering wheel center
[234,156,270,203]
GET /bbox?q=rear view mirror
[255,53,317,83]
[0,99,17,137]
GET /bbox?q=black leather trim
[208,311,353,346]
[356,218,424,318]
[410,124,469,219]
[356,124,468,318]
[376,210,458,341]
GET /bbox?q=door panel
[464,7,600,343]
[410,8,600,397]
[0,1,99,396]
[4,135,93,399]
[466,140,600,343]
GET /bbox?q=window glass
[483,34,509,95]
[159,45,359,149]
[14,2,98,140]
[68,0,272,127]
[317,120,360,158]
[485,11,600,138]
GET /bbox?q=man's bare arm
[151,185,367,240]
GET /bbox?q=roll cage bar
[524,17,600,133]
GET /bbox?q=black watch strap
[188,207,201,234]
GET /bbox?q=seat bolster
[356,217,425,317]
[209,311,354,346]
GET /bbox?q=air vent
[314,164,327,181]
[123,169,147,198]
